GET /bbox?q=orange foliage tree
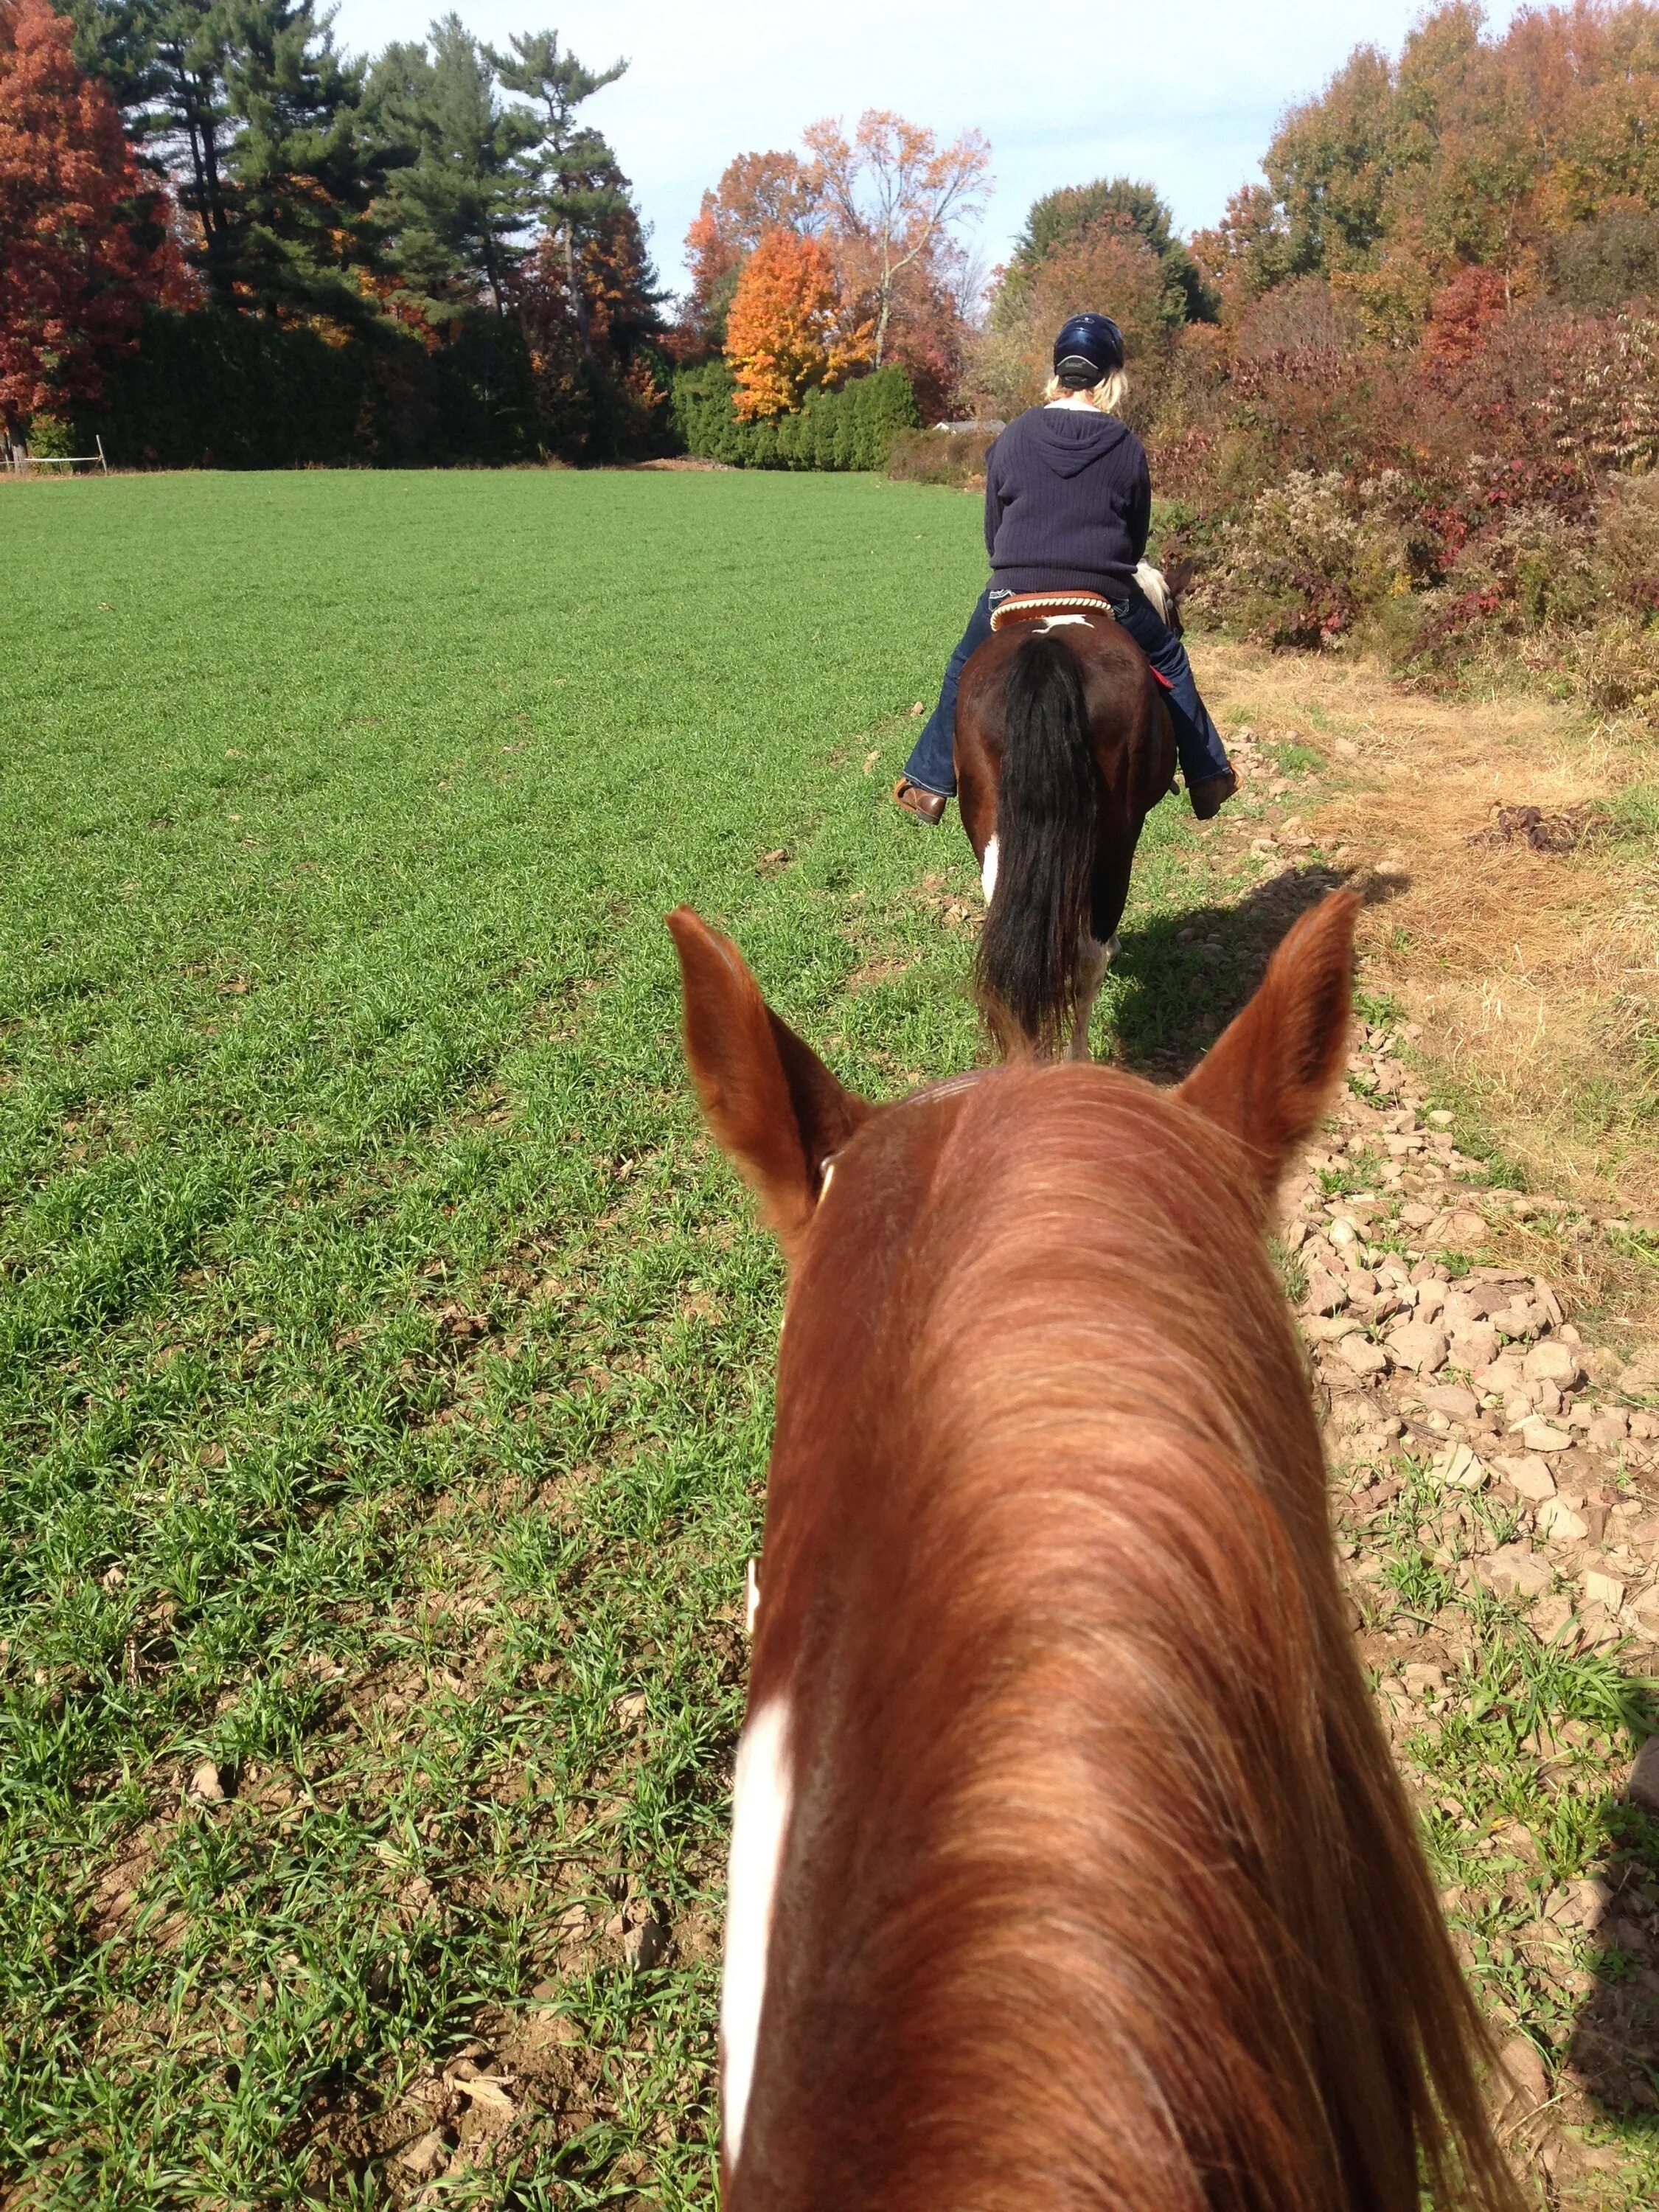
[0,0,167,447]
[684,112,989,415]
[723,229,870,420]
[684,149,820,344]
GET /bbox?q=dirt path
[1206,644,1659,1305]
[1191,646,1659,2201]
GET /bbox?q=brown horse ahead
[955,591,1175,1057]
[667,892,1521,2212]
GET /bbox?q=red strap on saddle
[1151,668,1174,690]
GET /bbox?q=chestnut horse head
[954,598,1176,1060]
[668,892,1520,2212]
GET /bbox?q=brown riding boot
[1189,770,1239,821]
[892,776,947,824]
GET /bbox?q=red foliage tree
[0,0,167,448]
[1423,262,1514,358]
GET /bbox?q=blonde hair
[1045,368,1130,416]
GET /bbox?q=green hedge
[670,361,919,470]
[85,306,539,470]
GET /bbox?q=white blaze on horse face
[1035,613,1091,630]
[722,1697,792,2166]
[981,835,999,902]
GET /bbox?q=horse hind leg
[1066,931,1116,1062]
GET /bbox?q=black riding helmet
[1053,313,1124,386]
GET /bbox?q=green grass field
[16,470,1653,2209]
[2,468,1253,2208]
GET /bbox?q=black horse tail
[974,630,1098,1054]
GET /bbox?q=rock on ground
[1281,1005,1659,2192]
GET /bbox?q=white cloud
[327,0,1529,298]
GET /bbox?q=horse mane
[741,1063,1520,2212]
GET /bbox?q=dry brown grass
[1199,639,1659,1318]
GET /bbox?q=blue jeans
[902,580,1232,799]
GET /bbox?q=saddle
[990,590,1116,633]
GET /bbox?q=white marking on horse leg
[980,834,999,902]
[1068,935,1112,1062]
[744,1558,761,1635]
[721,1697,792,2166]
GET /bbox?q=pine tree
[215,0,388,316]
[365,15,538,318]
[487,28,625,366]
[71,0,387,313]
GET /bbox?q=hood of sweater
[1015,406,1133,480]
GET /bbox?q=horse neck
[740,1079,1499,2212]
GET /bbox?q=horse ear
[667,908,872,1253]
[1176,891,1360,1192]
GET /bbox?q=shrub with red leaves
[1153,297,1659,694]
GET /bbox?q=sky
[327,0,1531,302]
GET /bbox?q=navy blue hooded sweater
[983,405,1150,593]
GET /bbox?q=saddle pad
[990,590,1116,632]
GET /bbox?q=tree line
[1140,3,1659,723]
[673,3,1659,459]
[1197,0,1659,343]
[1,0,663,461]
[7,0,1659,474]
[667,113,1229,454]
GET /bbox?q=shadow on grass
[1105,863,1409,1079]
[1563,1793,1659,2135]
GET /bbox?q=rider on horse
[893,313,1238,826]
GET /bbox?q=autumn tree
[683,147,818,344]
[1189,183,1298,321]
[801,109,989,371]
[0,0,166,448]
[685,114,987,413]
[970,215,1171,418]
[723,227,868,419]
[1005,177,1213,326]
